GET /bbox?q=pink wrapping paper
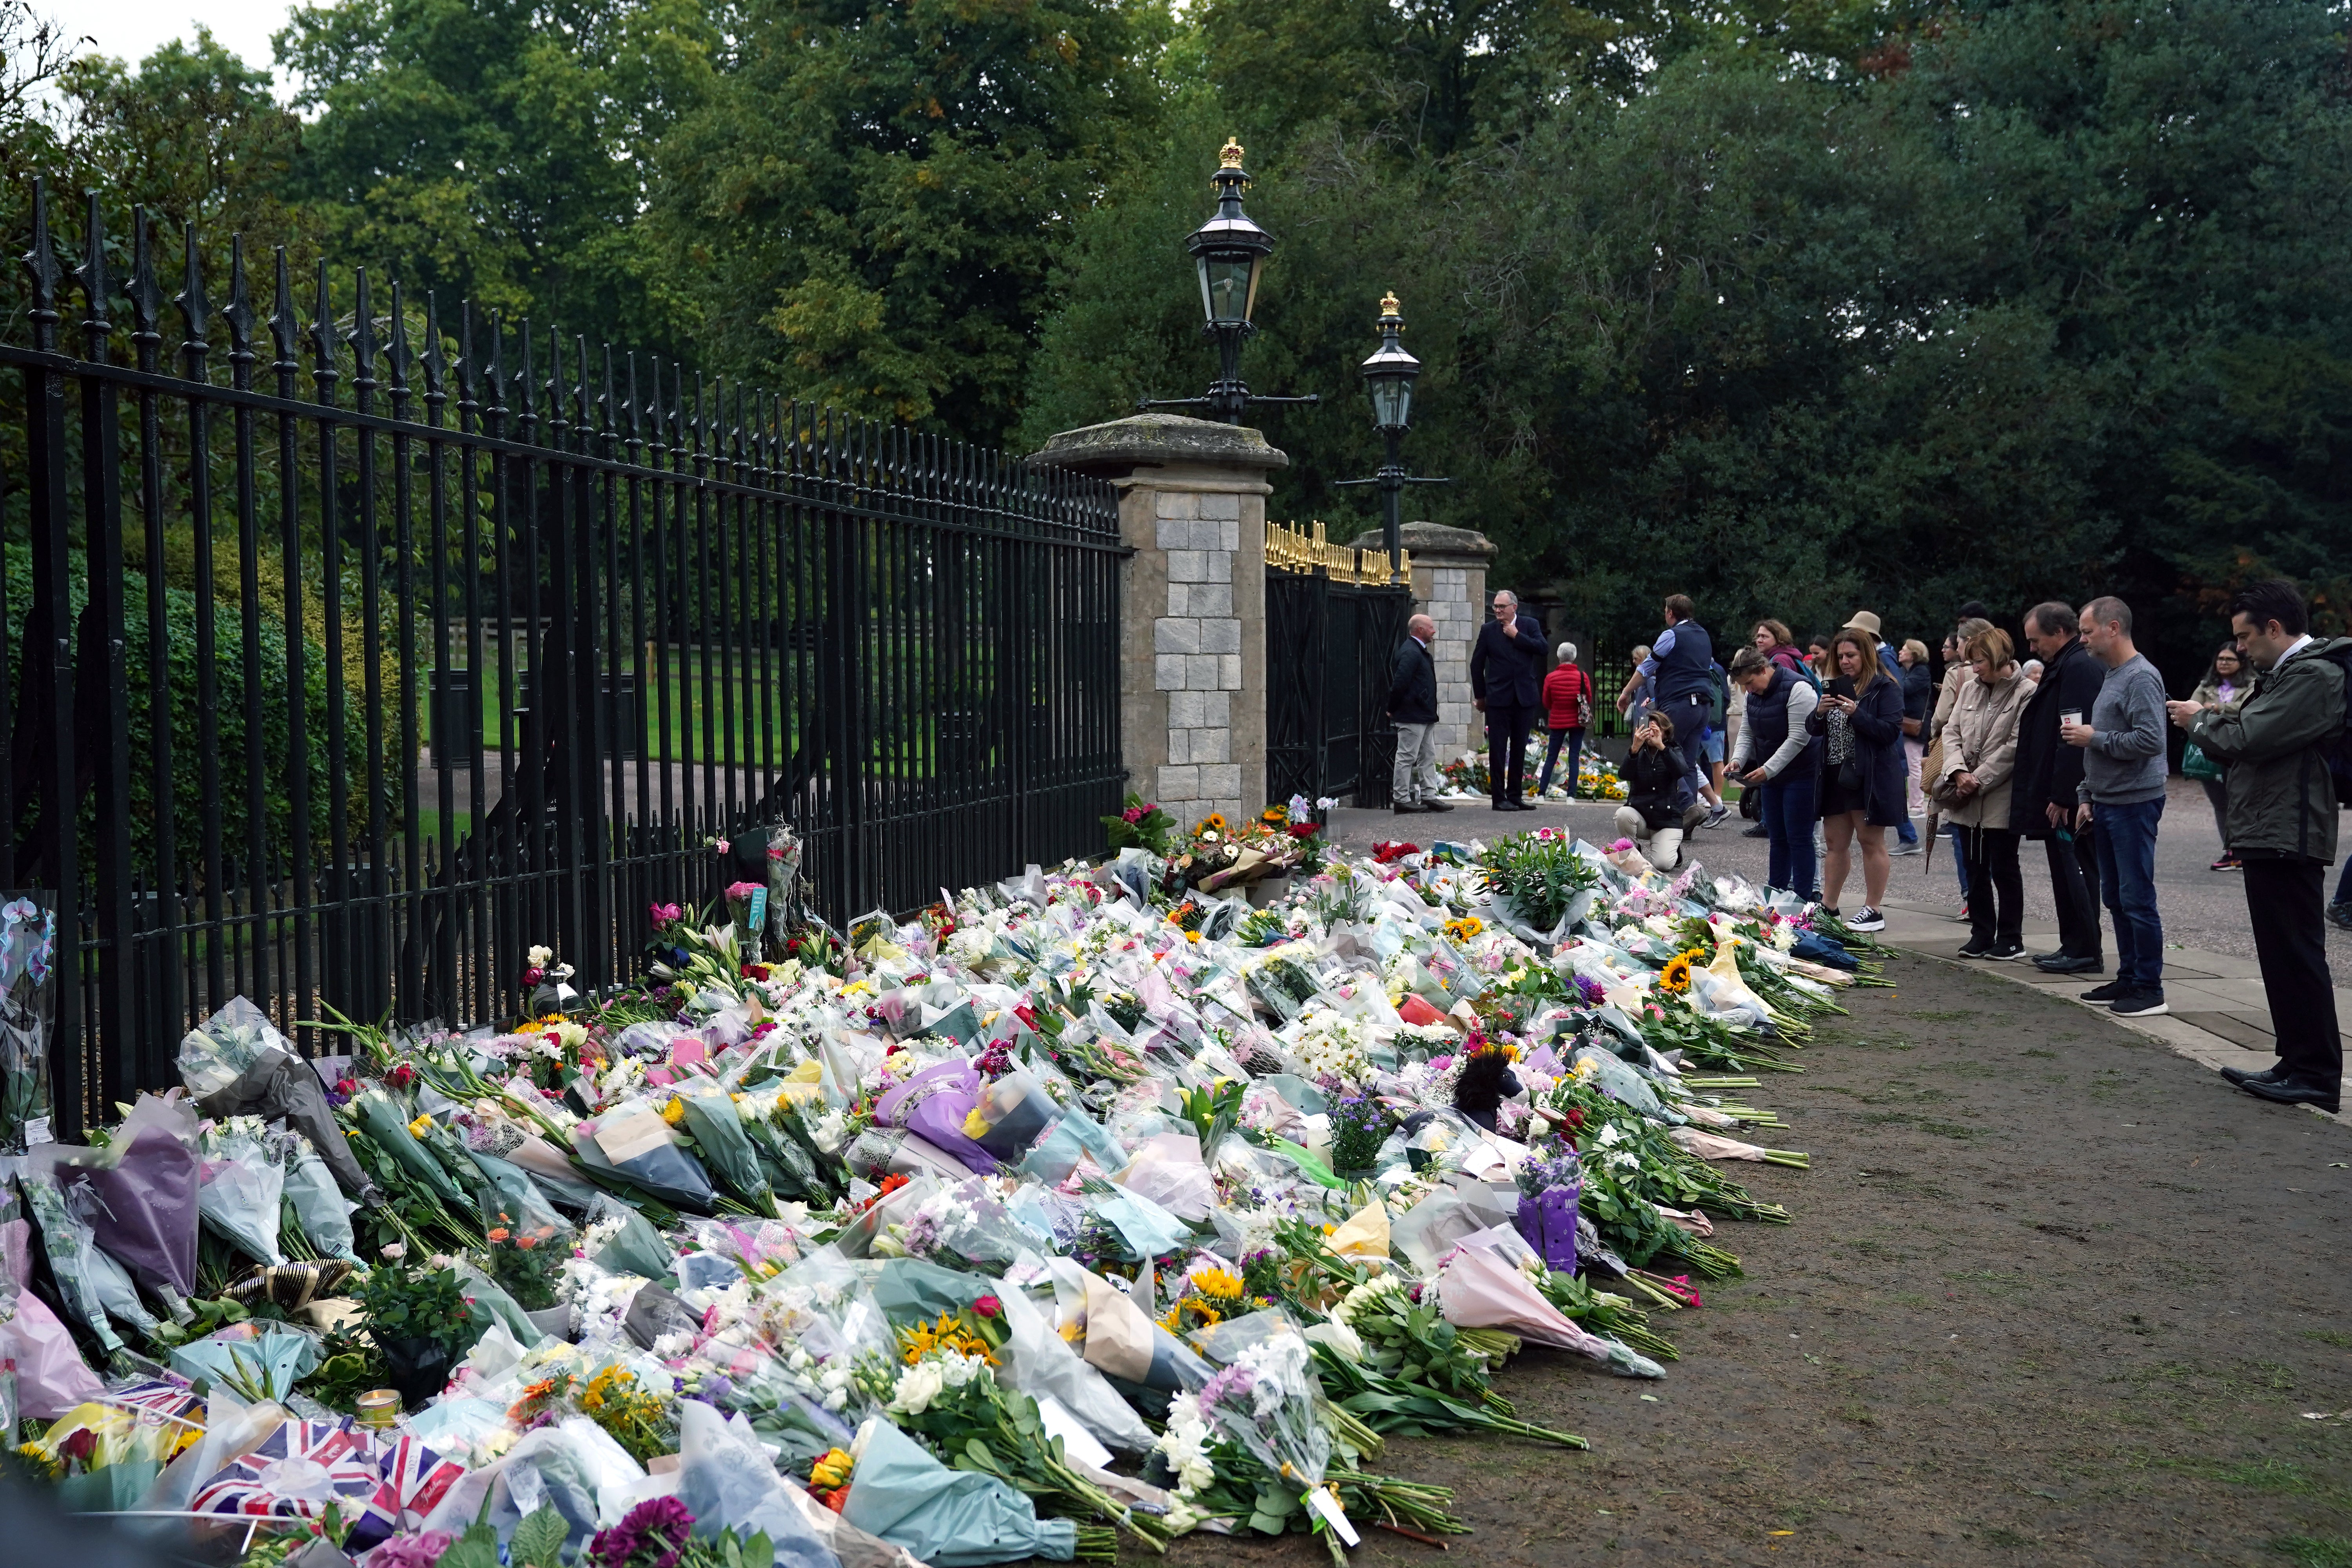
[1435,1246,1612,1363]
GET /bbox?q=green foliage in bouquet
[1102,793,1175,856]
[1177,1080,1244,1157]
[356,1253,477,1364]
[1479,829,1600,929]
[483,1211,566,1311]
[1326,1093,1391,1176]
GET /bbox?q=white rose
[529,945,553,967]
[890,1359,947,1415]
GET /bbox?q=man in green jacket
[2168,579,2347,1114]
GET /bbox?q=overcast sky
[50,0,292,78]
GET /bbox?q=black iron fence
[1,184,1127,1135]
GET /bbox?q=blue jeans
[1659,692,1711,783]
[2334,856,2352,907]
[1759,772,1818,899]
[1948,823,1971,895]
[2092,797,2165,990]
[1539,728,1585,795]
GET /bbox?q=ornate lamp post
[1139,138,1318,425]
[1334,292,1450,582]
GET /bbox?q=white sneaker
[1848,906,1887,931]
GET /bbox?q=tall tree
[1028,0,2352,682]
[643,0,1166,442]
[280,0,718,348]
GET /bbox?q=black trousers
[1486,703,1534,803]
[2243,856,2342,1094]
[2042,829,2102,960]
[1962,826,2024,947]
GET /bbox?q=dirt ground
[1167,951,2352,1567]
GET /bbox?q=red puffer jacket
[1543,663,1591,729]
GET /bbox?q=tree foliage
[2,0,2348,681]
[278,0,719,351]
[1028,0,2352,682]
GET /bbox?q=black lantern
[1361,292,1419,430]
[1334,291,1449,581]
[1140,139,1317,426]
[1189,138,1270,330]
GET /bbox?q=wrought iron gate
[1265,522,1414,808]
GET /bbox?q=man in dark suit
[1387,613,1451,813]
[1470,588,1545,811]
[2011,599,2107,975]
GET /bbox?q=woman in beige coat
[1928,618,1993,916]
[1933,626,2035,960]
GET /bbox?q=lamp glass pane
[1200,256,1254,325]
[1369,374,1413,428]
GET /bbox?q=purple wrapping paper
[85,1125,200,1296]
[1514,1185,1580,1274]
[902,1093,1000,1174]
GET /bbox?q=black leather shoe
[1742,823,1769,838]
[1423,799,1454,813]
[1394,801,1428,814]
[2237,1076,2341,1113]
[2220,1062,2287,1088]
[2035,953,2103,975]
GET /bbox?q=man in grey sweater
[2060,596,2171,1016]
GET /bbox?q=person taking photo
[1806,627,1906,931]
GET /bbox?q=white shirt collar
[2278,634,2316,666]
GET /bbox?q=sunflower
[1442,915,1484,943]
[1657,954,1695,995]
[1157,1297,1224,1336]
[1200,813,1229,835]
[1188,1266,1245,1301]
[1261,805,1288,824]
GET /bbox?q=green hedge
[5,545,388,888]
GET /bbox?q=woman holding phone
[1614,711,1697,872]
[1806,626,1907,930]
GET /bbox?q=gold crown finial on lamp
[1219,136,1246,168]
[1379,291,1401,322]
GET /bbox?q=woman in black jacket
[1899,638,1935,821]
[1612,712,1696,872]
[1807,628,1906,931]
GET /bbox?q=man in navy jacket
[1639,595,1716,793]
[1471,589,1546,811]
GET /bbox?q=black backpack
[2316,642,2352,805]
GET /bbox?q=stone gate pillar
[1350,520,1497,760]
[1033,414,1286,833]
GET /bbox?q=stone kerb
[1033,414,1287,833]
[1350,520,1497,759]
